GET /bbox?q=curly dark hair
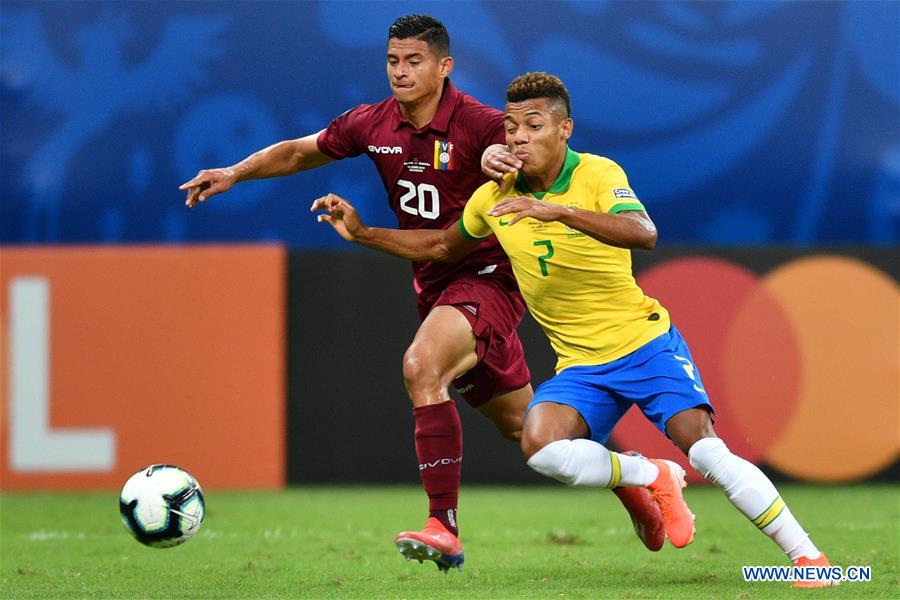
[506,72,571,118]
[388,14,450,58]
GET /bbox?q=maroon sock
[413,400,462,536]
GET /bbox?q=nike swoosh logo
[499,219,510,226]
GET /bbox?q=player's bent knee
[520,411,569,459]
[521,421,566,460]
[520,401,589,459]
[401,347,434,388]
[520,427,547,460]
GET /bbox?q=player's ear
[439,56,454,78]
[561,117,573,141]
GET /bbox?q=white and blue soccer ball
[119,464,206,548]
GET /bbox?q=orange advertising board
[0,245,285,489]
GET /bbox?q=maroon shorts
[419,274,531,408]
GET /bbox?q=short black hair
[506,72,572,118]
[388,14,450,58]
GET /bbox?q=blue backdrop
[2,0,898,247]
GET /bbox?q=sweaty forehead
[387,38,433,58]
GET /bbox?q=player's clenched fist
[310,193,367,243]
[179,168,238,208]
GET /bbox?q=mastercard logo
[610,255,898,483]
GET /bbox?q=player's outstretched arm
[180,132,334,208]
[311,193,481,262]
[489,197,657,250]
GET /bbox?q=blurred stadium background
[0,1,897,589]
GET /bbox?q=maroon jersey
[316,80,514,304]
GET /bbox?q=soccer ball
[119,464,206,548]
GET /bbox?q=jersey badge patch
[613,188,636,199]
[434,140,455,171]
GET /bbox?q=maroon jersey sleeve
[316,105,374,160]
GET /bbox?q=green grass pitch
[2,484,897,598]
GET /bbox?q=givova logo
[419,457,463,471]
[612,255,898,483]
[368,145,402,154]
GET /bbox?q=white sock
[688,437,820,560]
[527,439,659,488]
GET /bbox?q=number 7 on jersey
[533,240,554,276]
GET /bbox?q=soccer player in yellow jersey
[312,72,833,586]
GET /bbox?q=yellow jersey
[460,148,670,373]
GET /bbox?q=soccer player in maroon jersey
[180,14,662,571]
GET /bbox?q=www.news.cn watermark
[742,565,872,583]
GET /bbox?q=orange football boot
[792,553,839,588]
[613,486,666,551]
[647,459,695,548]
[395,517,464,572]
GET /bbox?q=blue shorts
[527,327,713,445]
